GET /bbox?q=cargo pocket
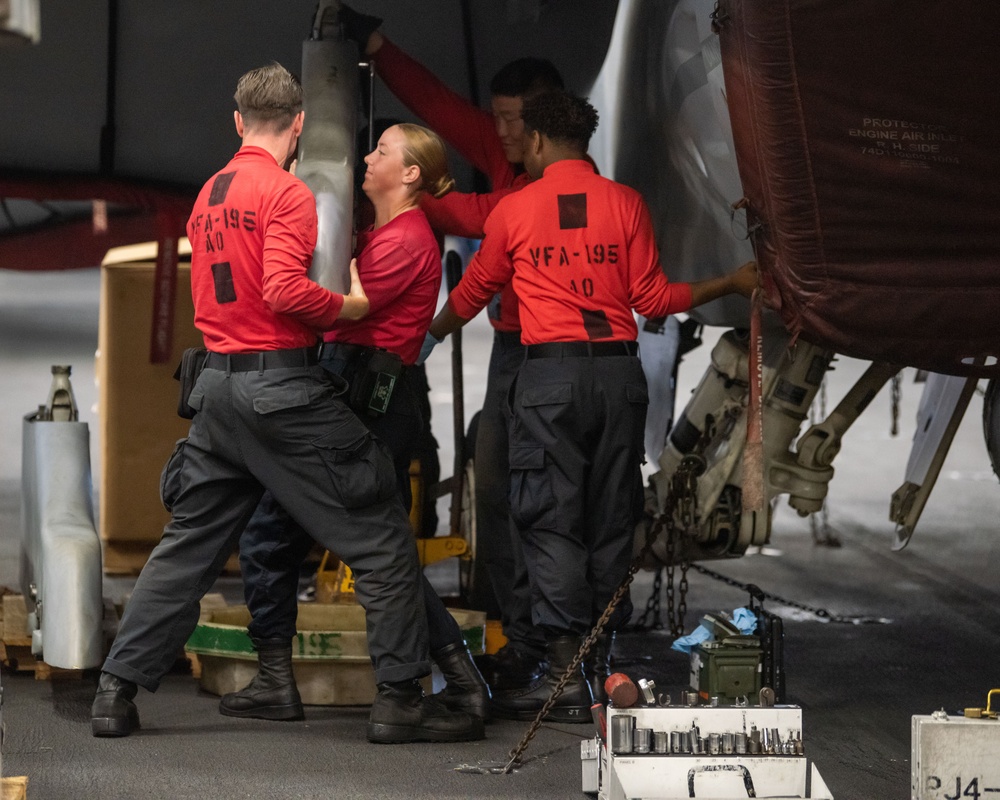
[508,444,557,531]
[313,421,397,509]
[626,382,650,457]
[159,438,188,512]
[252,385,311,415]
[187,382,206,413]
[520,382,572,414]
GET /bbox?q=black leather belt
[526,340,638,359]
[317,341,364,362]
[205,346,317,372]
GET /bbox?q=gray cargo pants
[103,360,430,690]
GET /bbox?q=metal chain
[688,562,890,625]
[633,567,665,630]
[890,372,902,437]
[676,561,689,634]
[503,512,668,772]
[665,527,677,634]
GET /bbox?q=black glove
[338,4,383,51]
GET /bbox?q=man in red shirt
[427,91,757,721]
[90,63,482,744]
[339,3,563,694]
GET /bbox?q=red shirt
[375,37,524,333]
[323,209,441,365]
[448,160,694,345]
[187,146,344,352]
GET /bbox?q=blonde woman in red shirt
[228,123,491,739]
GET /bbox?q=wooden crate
[2,776,28,800]
[0,594,85,679]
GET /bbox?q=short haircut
[234,63,303,132]
[489,57,564,99]
[521,91,599,151]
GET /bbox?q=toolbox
[691,636,762,702]
[912,707,1000,800]
[583,705,832,799]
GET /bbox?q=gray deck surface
[2,267,998,799]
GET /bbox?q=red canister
[605,672,639,707]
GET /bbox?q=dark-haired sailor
[426,91,757,722]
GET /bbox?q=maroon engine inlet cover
[716,0,1000,377]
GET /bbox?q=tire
[459,410,495,609]
[984,379,1000,481]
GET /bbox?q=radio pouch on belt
[173,347,208,419]
[349,347,402,417]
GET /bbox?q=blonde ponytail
[396,123,454,199]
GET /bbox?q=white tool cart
[582,705,832,799]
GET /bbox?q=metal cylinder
[298,29,359,295]
[635,728,652,754]
[735,732,748,754]
[722,732,735,754]
[654,731,669,754]
[670,731,682,753]
[611,714,634,754]
[708,733,721,755]
[689,729,702,753]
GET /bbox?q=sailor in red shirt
[230,124,490,724]
[91,64,481,744]
[339,2,566,692]
[427,92,757,722]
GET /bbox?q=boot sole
[491,704,591,724]
[439,698,493,723]
[367,720,485,744]
[92,711,140,737]
[219,703,305,721]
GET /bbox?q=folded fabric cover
[717,0,1000,376]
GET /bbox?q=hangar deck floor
[2,267,998,800]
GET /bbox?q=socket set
[584,706,833,799]
[610,713,804,756]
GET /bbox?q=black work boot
[430,641,492,720]
[490,635,593,723]
[584,632,614,705]
[367,679,485,743]
[219,638,304,721]
[477,642,546,692]
[91,671,140,737]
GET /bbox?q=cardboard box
[98,243,201,575]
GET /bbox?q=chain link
[688,562,890,625]
[633,566,664,630]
